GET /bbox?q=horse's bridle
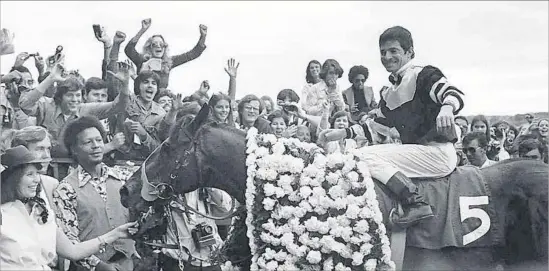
[141,127,238,220]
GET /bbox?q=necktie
[389,74,403,86]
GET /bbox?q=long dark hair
[305,60,321,84]
[208,93,235,126]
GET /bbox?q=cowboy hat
[0,145,49,172]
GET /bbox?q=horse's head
[120,103,210,236]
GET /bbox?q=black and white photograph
[0,1,547,271]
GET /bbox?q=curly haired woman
[125,18,207,90]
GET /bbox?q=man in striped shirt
[321,26,464,228]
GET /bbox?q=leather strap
[390,227,407,271]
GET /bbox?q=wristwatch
[88,255,101,267]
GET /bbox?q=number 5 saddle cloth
[405,166,501,249]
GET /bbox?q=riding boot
[385,171,434,228]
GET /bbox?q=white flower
[272,142,286,155]
[346,171,359,182]
[354,220,370,233]
[326,172,340,185]
[255,146,269,158]
[306,251,322,264]
[334,263,351,271]
[360,243,373,255]
[309,177,322,187]
[277,174,294,188]
[262,198,276,211]
[364,259,377,271]
[280,232,295,247]
[263,248,276,260]
[265,260,278,271]
[299,186,313,198]
[274,251,288,262]
[288,192,302,202]
[326,153,344,169]
[345,204,361,219]
[328,185,346,199]
[264,134,278,145]
[263,183,276,197]
[288,159,305,174]
[352,252,365,266]
[323,257,334,271]
[246,154,257,167]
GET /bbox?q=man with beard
[342,65,378,122]
[321,26,464,227]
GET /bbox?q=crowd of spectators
[0,19,547,271]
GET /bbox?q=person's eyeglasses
[244,106,260,112]
[151,42,165,48]
[354,79,366,83]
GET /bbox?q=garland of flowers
[223,127,395,271]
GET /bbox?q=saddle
[386,166,500,249]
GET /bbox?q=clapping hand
[224,58,239,78]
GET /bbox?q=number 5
[459,196,490,246]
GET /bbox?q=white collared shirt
[0,199,57,270]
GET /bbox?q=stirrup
[390,203,433,228]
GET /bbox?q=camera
[191,223,216,249]
[48,45,64,65]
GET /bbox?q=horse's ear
[187,103,210,135]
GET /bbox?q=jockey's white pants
[358,142,458,184]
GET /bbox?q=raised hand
[13,52,30,67]
[111,133,126,150]
[33,54,45,73]
[125,59,137,80]
[107,61,131,85]
[0,28,15,56]
[49,63,67,83]
[171,93,184,112]
[282,125,298,138]
[94,26,111,45]
[141,18,152,31]
[199,24,208,36]
[113,31,126,44]
[224,58,239,78]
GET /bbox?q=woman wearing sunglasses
[0,146,136,270]
[125,18,207,90]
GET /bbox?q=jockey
[321,26,464,228]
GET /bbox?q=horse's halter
[140,129,203,202]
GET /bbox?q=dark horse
[121,105,548,271]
